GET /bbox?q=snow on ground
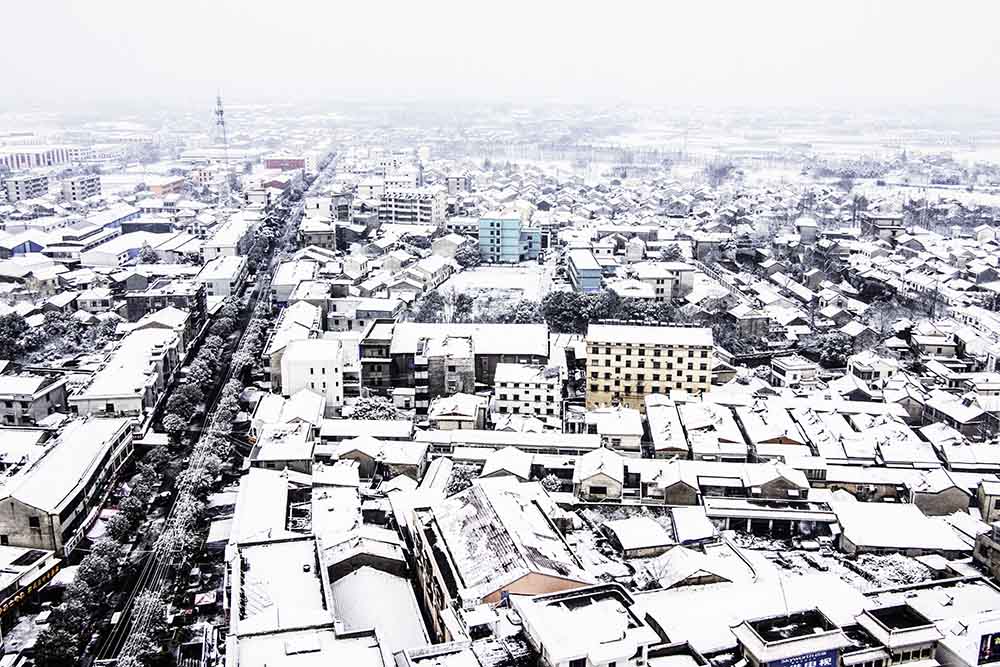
[729,533,934,592]
[854,553,931,588]
[440,263,554,303]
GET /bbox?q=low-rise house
[428,393,489,430]
[512,584,659,667]
[0,374,68,426]
[645,394,687,458]
[248,421,315,475]
[197,255,249,299]
[69,328,181,420]
[0,417,133,554]
[412,479,591,641]
[328,435,427,481]
[633,261,695,300]
[770,354,819,388]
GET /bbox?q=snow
[329,566,429,659]
[602,516,673,553]
[671,506,718,544]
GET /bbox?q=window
[448,365,456,372]
[0,535,7,546]
[310,367,314,375]
[28,517,39,528]
[590,384,598,391]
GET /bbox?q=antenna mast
[215,91,231,204]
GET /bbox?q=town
[5,8,1000,667]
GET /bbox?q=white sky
[4,0,1000,108]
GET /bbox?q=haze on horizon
[4,0,1000,111]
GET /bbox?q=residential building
[262,301,322,389]
[0,375,68,426]
[493,363,562,422]
[360,321,549,413]
[201,210,260,260]
[197,255,249,298]
[328,297,403,332]
[477,211,540,263]
[280,339,345,413]
[271,260,318,306]
[513,584,659,667]
[585,324,714,411]
[125,278,207,331]
[412,480,591,641]
[61,174,101,201]
[3,174,48,202]
[634,261,696,300]
[299,217,337,250]
[69,328,182,419]
[770,354,819,388]
[567,248,602,293]
[0,417,133,554]
[379,187,446,225]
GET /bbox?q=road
[91,159,333,664]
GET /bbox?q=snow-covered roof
[602,516,673,552]
[430,479,591,602]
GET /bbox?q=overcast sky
[5,0,1000,109]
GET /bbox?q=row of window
[591,369,706,381]
[497,381,556,390]
[590,346,710,358]
[498,394,556,402]
[589,379,707,393]
[497,406,556,415]
[596,359,709,371]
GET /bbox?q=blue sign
[768,649,838,667]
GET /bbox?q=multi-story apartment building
[125,278,207,331]
[279,339,344,413]
[0,417,133,555]
[585,324,714,411]
[445,172,473,195]
[493,363,562,421]
[0,146,73,171]
[0,375,68,426]
[633,261,695,300]
[478,211,540,263]
[378,187,445,225]
[4,174,48,202]
[360,321,550,414]
[61,174,101,201]
[567,248,603,293]
[197,255,249,298]
[299,217,337,250]
[69,328,182,419]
